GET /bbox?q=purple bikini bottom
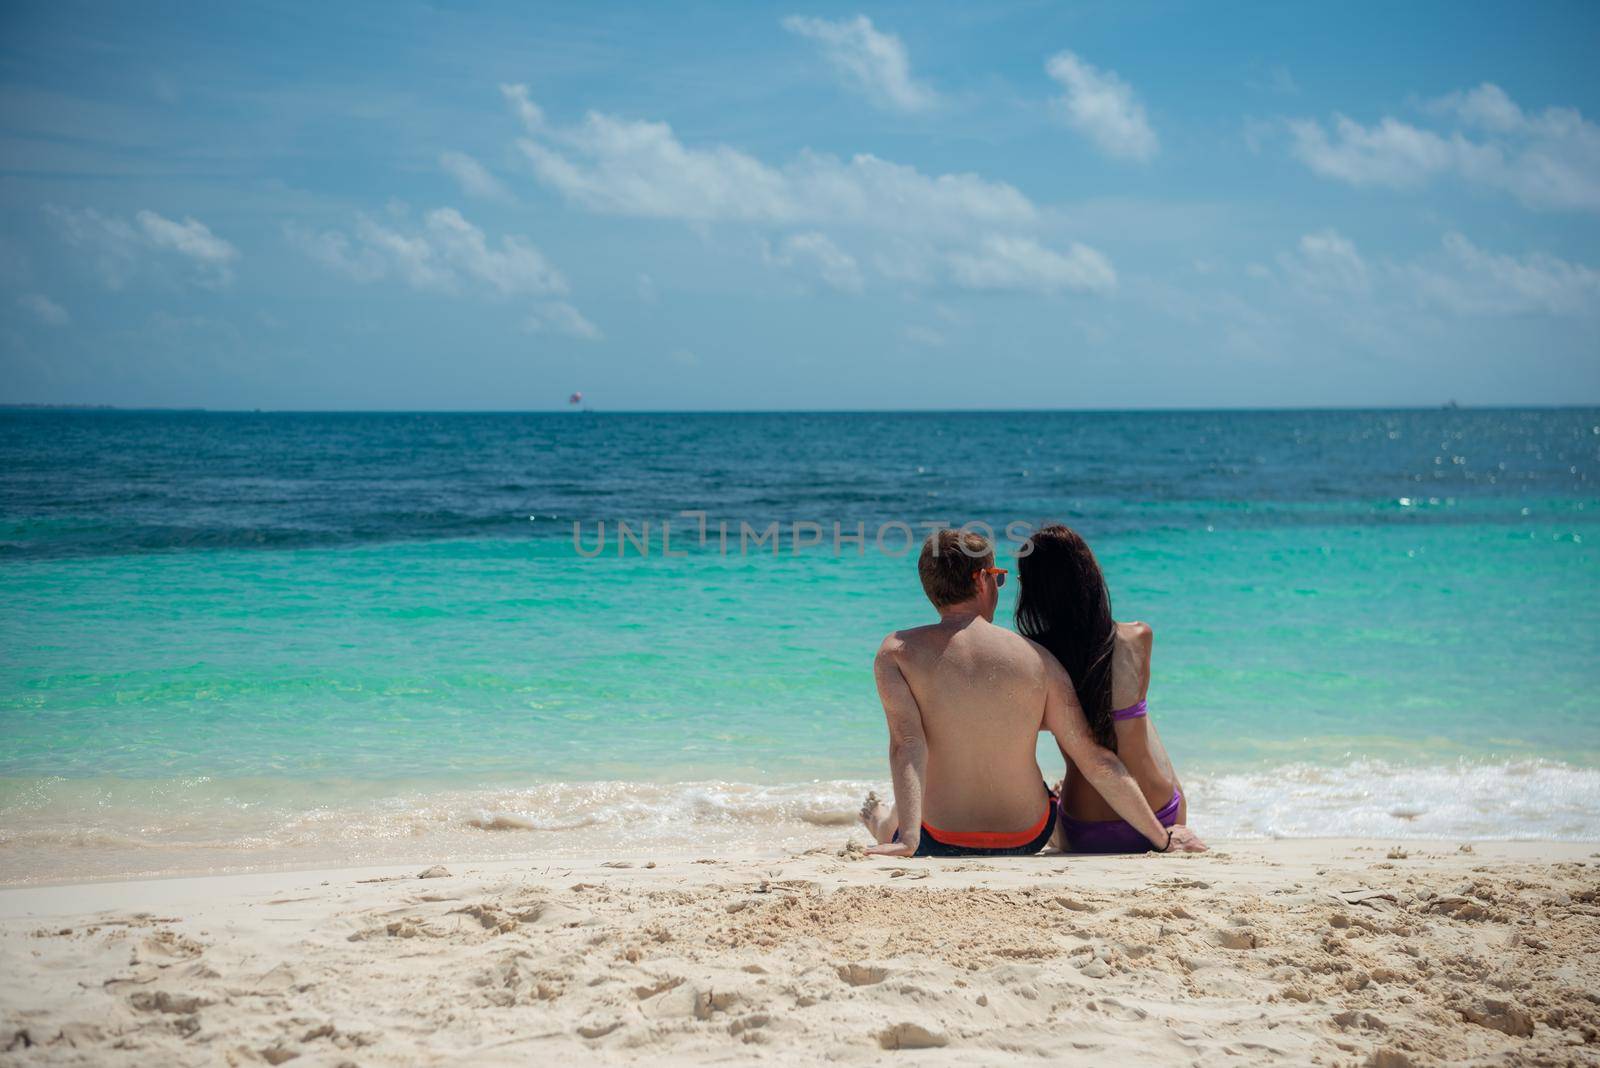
[1058,787,1183,854]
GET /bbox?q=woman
[1014,524,1187,852]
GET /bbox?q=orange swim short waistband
[919,803,1053,850]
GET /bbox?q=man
[859,528,1206,857]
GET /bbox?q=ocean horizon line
[5,402,1600,416]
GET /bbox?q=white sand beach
[3,838,1597,1066]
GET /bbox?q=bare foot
[858,791,897,844]
[1046,780,1069,852]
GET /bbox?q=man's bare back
[879,615,1053,833]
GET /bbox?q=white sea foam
[1190,759,1600,841]
[2,760,1596,884]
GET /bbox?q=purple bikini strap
[1112,698,1148,721]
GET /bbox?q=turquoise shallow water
[1,409,1597,880]
[4,523,1597,781]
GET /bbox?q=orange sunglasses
[972,566,1008,588]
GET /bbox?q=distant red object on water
[568,392,583,405]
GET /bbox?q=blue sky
[1,0,1597,410]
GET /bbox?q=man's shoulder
[982,623,1045,655]
[881,620,1044,662]
[878,623,941,654]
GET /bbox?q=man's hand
[1160,826,1207,853]
[864,839,917,858]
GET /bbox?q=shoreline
[7,759,1600,888]
[3,839,1597,1064]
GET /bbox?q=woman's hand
[1161,826,1207,852]
[865,839,918,857]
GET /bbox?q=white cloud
[523,301,602,340]
[424,207,565,296]
[1045,51,1158,163]
[440,151,512,201]
[135,211,239,282]
[292,208,567,297]
[513,103,1033,232]
[1288,115,1466,187]
[901,323,946,347]
[1429,83,1525,133]
[354,217,452,289]
[17,293,68,325]
[945,235,1116,294]
[499,83,546,133]
[1410,233,1600,316]
[781,14,936,114]
[504,94,1115,298]
[47,206,239,288]
[1278,228,1370,294]
[1272,228,1599,318]
[292,207,600,338]
[765,231,864,293]
[296,207,604,337]
[288,225,387,283]
[1288,83,1600,212]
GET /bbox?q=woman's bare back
[1060,621,1184,822]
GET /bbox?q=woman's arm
[866,635,928,858]
[1114,621,1185,815]
[1144,717,1188,823]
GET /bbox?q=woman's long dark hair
[1014,524,1119,750]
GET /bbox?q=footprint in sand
[632,975,685,1000]
[449,901,547,934]
[347,918,432,941]
[837,963,888,986]
[127,990,210,1014]
[134,929,205,963]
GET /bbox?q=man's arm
[867,635,928,858]
[1038,647,1205,853]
